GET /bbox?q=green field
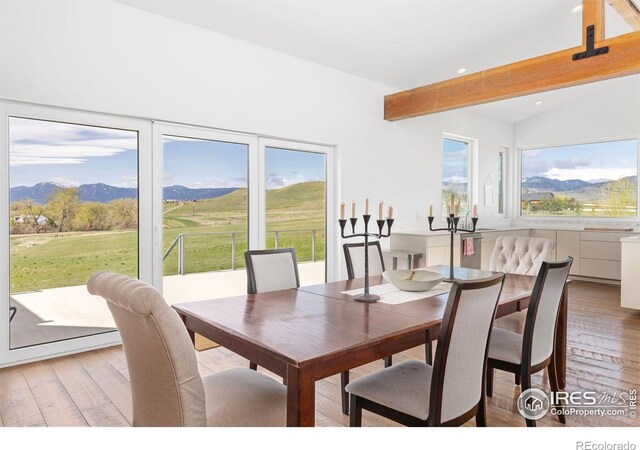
[10,182,325,292]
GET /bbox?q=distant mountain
[521,177,593,192]
[10,182,239,204]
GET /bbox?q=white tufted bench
[490,236,556,333]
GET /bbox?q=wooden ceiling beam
[608,0,640,30]
[583,0,606,42]
[384,31,640,121]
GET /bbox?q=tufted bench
[490,236,556,333]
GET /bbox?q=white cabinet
[578,231,633,281]
[621,236,640,309]
[556,231,580,275]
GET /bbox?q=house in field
[13,215,48,225]
[521,192,554,209]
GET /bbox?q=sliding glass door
[0,101,152,364]
[260,138,333,285]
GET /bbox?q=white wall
[0,0,513,261]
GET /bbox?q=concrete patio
[10,261,326,349]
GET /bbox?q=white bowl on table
[382,270,445,292]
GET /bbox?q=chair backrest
[522,258,573,367]
[87,272,206,427]
[244,248,300,294]
[343,241,385,280]
[489,236,555,276]
[429,274,505,426]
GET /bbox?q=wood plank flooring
[0,280,638,427]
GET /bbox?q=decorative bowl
[382,270,445,292]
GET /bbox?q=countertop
[393,225,639,237]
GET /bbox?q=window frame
[0,100,153,367]
[516,136,640,223]
[441,133,478,217]
[497,147,509,218]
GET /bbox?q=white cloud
[10,144,128,166]
[543,167,636,182]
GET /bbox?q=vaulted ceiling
[113,0,636,123]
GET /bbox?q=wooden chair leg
[383,356,392,368]
[486,367,494,398]
[341,371,350,415]
[476,397,487,427]
[349,394,362,427]
[514,372,521,385]
[548,358,566,424]
[425,329,433,365]
[521,371,536,427]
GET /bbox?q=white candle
[378,201,384,220]
[351,201,356,218]
[473,204,478,218]
[450,193,455,214]
[428,204,433,217]
[455,203,460,217]
[364,197,369,215]
[387,205,393,219]
[340,202,345,220]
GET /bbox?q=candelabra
[428,213,478,282]
[339,215,393,302]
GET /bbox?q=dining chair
[341,241,434,415]
[346,274,505,427]
[491,236,555,335]
[87,272,286,427]
[486,258,572,427]
[244,248,299,372]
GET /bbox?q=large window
[8,117,139,348]
[521,139,639,218]
[441,137,471,216]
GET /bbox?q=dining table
[172,265,569,427]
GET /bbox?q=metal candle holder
[339,215,394,302]
[428,214,478,282]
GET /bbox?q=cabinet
[556,231,580,275]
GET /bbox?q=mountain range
[10,182,238,204]
[522,176,637,193]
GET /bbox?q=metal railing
[163,228,323,275]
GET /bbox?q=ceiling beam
[608,0,640,30]
[583,0,605,42]
[384,31,640,121]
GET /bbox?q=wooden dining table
[172,265,569,427]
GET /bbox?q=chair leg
[521,371,536,427]
[349,394,362,427]
[249,362,257,371]
[487,367,494,398]
[514,372,521,385]
[383,356,392,368]
[425,329,433,365]
[476,397,487,427]
[548,358,566,424]
[341,371,350,415]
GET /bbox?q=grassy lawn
[10,182,325,292]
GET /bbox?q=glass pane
[441,138,470,216]
[521,140,638,217]
[9,117,138,349]
[265,147,326,286]
[162,135,248,302]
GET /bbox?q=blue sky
[9,118,325,189]
[9,117,138,188]
[442,137,469,183]
[522,139,638,182]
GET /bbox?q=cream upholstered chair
[244,248,299,374]
[87,272,286,427]
[487,258,572,427]
[245,248,300,295]
[346,274,505,427]
[343,242,385,279]
[490,236,556,334]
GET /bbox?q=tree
[109,198,137,229]
[74,202,110,231]
[46,187,80,232]
[601,178,636,217]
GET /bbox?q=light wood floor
[1,280,638,427]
